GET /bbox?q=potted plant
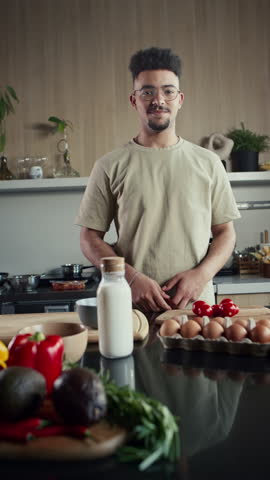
[48,116,79,177]
[0,86,19,179]
[226,122,270,172]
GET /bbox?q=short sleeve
[75,160,116,232]
[211,160,241,225]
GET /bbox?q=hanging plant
[0,86,19,153]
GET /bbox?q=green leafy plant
[48,116,73,133]
[227,122,270,152]
[0,86,19,153]
[101,372,180,471]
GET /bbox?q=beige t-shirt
[75,138,240,304]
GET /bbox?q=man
[75,47,240,312]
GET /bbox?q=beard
[148,118,170,131]
[147,106,170,131]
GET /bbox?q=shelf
[0,177,88,193]
[0,171,270,193]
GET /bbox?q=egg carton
[157,316,270,357]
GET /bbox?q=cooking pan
[61,264,95,279]
[0,272,9,286]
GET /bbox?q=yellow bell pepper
[0,340,9,369]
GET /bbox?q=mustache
[147,106,170,113]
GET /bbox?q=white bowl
[76,297,97,329]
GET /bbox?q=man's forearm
[196,223,236,282]
[80,227,137,283]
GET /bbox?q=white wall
[0,182,269,276]
[0,189,117,275]
[232,184,270,249]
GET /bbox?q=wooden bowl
[18,322,88,363]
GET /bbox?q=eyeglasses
[133,86,180,102]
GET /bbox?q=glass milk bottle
[97,257,133,359]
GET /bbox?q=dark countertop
[1,318,270,477]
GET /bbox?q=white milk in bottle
[97,256,133,358]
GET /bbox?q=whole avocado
[52,367,107,425]
[0,366,46,421]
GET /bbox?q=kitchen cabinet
[217,293,270,308]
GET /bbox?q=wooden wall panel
[0,0,269,177]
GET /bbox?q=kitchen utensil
[61,264,95,278]
[18,322,88,363]
[10,274,40,291]
[25,274,40,291]
[0,272,9,286]
[10,275,28,291]
[76,297,97,329]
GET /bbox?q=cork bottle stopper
[100,256,125,272]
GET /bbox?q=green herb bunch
[0,86,19,153]
[227,122,270,153]
[102,374,180,471]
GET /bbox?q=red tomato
[211,304,222,317]
[219,298,234,305]
[219,302,238,317]
[192,302,213,317]
[192,300,207,307]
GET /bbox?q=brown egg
[159,319,180,337]
[225,323,247,342]
[249,325,270,344]
[193,316,204,327]
[202,321,224,339]
[180,320,201,338]
[213,317,226,327]
[234,319,249,329]
[257,319,270,329]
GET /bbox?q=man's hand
[131,273,172,312]
[162,221,237,309]
[162,269,207,309]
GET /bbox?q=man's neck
[134,130,180,148]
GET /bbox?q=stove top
[39,267,101,285]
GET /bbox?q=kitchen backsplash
[0,181,269,276]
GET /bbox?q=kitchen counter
[214,274,270,294]
[1,315,270,478]
[1,275,270,310]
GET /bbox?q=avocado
[0,366,46,421]
[52,367,107,425]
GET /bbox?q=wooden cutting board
[0,420,127,460]
[155,306,270,324]
[0,309,149,345]
[0,396,128,460]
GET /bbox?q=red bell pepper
[7,332,64,393]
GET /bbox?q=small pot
[61,264,94,279]
[0,272,9,286]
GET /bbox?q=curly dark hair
[129,47,182,81]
